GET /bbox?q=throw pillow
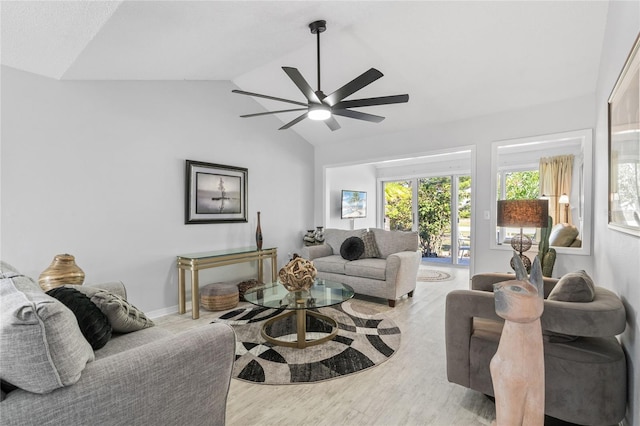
[340,236,365,261]
[1,273,94,394]
[360,231,380,259]
[324,229,366,255]
[548,224,580,247]
[90,290,154,333]
[47,287,112,350]
[548,270,596,302]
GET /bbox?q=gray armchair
[1,262,236,426]
[445,273,627,425]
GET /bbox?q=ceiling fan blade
[333,94,409,109]
[240,108,308,118]
[232,89,307,107]
[279,112,308,130]
[332,109,385,123]
[282,67,321,104]
[324,116,341,131]
[324,68,384,106]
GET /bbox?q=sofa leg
[388,299,396,307]
[408,291,414,297]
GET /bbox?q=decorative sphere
[510,234,532,252]
[510,254,532,273]
[278,256,317,291]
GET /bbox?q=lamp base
[510,234,532,253]
[510,253,532,273]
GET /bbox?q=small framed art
[185,160,248,224]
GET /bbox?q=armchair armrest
[301,244,333,260]
[542,287,626,337]
[1,323,236,426]
[472,273,558,298]
[445,290,500,387]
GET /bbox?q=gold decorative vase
[38,254,85,292]
[278,255,317,291]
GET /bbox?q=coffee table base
[260,309,339,349]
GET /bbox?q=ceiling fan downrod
[309,20,326,94]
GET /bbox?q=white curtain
[539,155,574,225]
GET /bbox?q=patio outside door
[382,175,471,266]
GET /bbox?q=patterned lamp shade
[497,199,549,228]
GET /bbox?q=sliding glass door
[382,175,471,266]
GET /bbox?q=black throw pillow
[340,236,365,261]
[47,286,112,350]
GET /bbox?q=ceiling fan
[232,20,409,131]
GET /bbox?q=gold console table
[177,247,277,319]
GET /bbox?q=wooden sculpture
[278,255,317,291]
[490,253,545,426]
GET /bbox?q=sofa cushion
[340,236,365,260]
[0,272,94,394]
[360,230,380,259]
[548,270,595,302]
[371,228,419,258]
[344,258,387,281]
[94,326,171,360]
[47,286,112,350]
[324,229,366,255]
[312,255,349,275]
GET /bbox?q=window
[496,169,540,244]
[490,129,593,255]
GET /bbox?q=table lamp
[497,199,549,271]
[559,193,570,223]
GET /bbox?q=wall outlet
[484,210,490,220]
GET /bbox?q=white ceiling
[1,1,609,147]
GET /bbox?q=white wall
[1,66,315,315]
[315,94,596,277]
[593,2,640,424]
[325,164,377,230]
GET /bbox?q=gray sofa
[445,272,627,425]
[0,261,236,426]
[301,228,421,307]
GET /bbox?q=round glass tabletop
[243,279,354,310]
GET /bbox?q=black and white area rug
[212,301,401,385]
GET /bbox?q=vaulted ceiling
[1,1,609,146]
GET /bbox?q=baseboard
[147,301,191,319]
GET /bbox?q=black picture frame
[608,32,640,236]
[185,160,248,224]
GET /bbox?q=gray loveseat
[445,272,627,425]
[301,228,421,307]
[0,261,235,426]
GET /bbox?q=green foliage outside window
[504,170,539,199]
[418,177,451,255]
[385,176,471,257]
[384,181,412,231]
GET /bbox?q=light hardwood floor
[154,266,496,425]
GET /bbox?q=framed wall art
[608,33,640,236]
[185,160,248,224]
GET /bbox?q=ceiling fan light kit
[233,20,409,131]
[308,104,331,121]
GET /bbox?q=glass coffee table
[243,279,354,349]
